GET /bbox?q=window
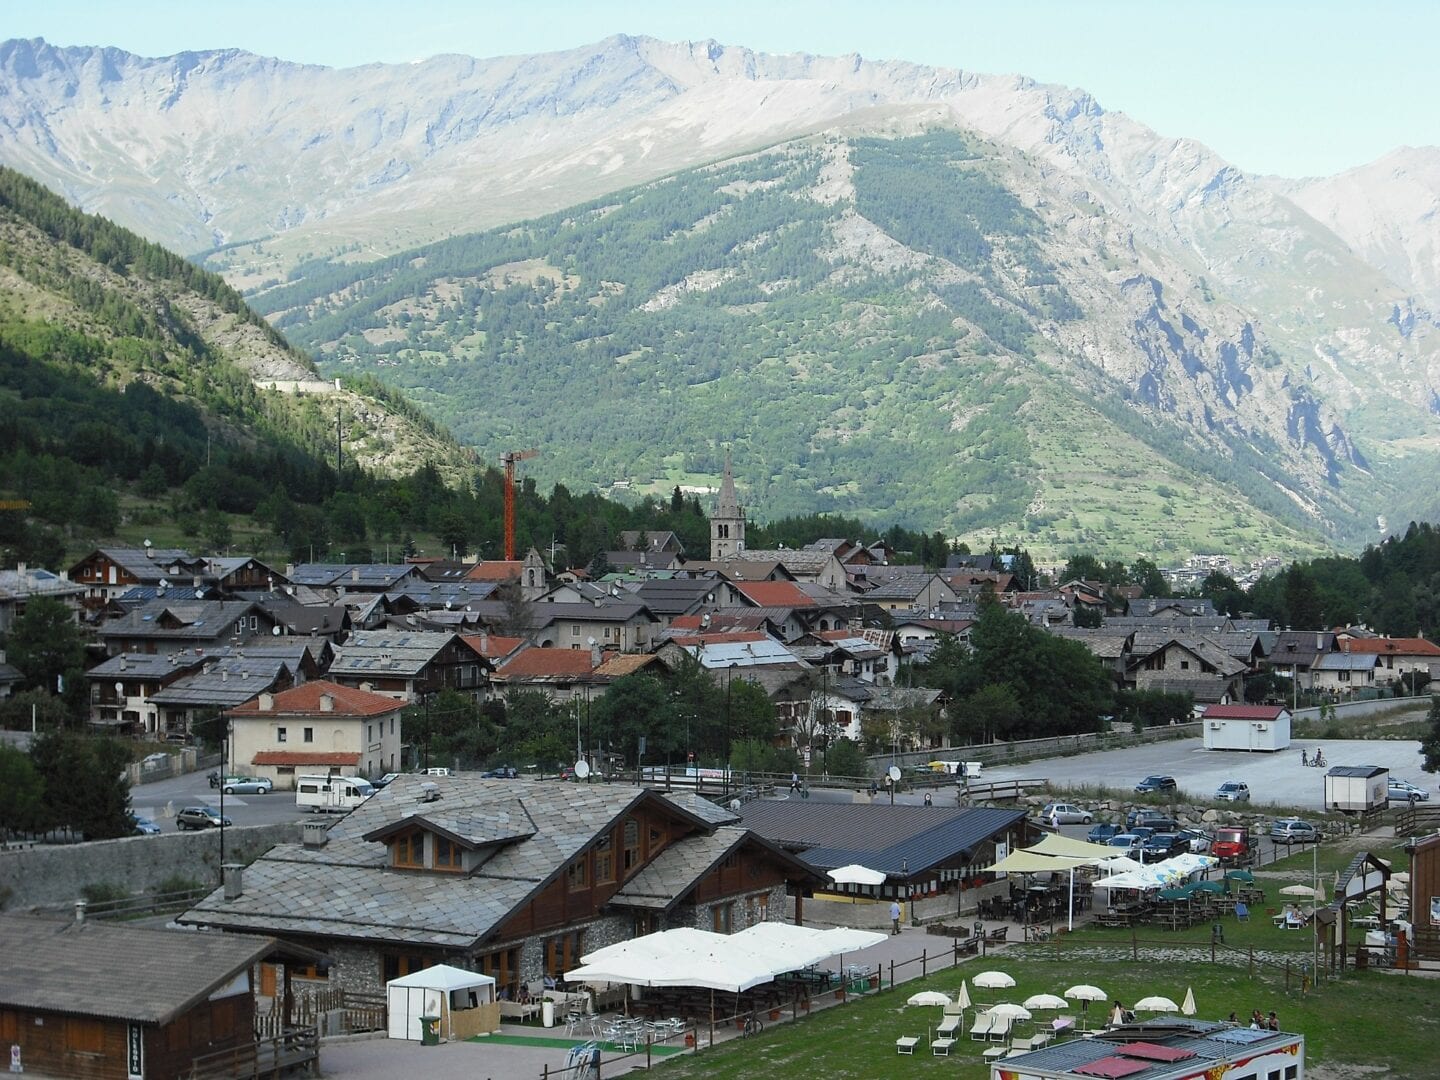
[479,947,519,999]
[303,727,314,743]
[250,615,259,630]
[594,835,614,884]
[1179,660,1191,670]
[546,931,584,976]
[368,724,373,743]
[567,856,588,891]
[713,901,734,933]
[393,830,424,869]
[623,819,640,875]
[648,823,667,855]
[382,953,434,984]
[435,836,463,872]
[572,625,581,637]
[276,727,287,743]
[391,717,395,735]
[1285,1068,1298,1080]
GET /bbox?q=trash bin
[419,1015,440,1046]
[1211,923,1224,944]
[542,1000,555,1028]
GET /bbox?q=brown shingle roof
[229,680,402,718]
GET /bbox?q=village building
[325,630,490,702]
[0,563,86,631]
[1200,703,1292,752]
[227,680,406,787]
[96,599,284,657]
[179,776,819,998]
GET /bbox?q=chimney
[119,655,128,671]
[16,562,25,576]
[221,669,228,682]
[193,576,202,589]
[301,821,329,848]
[223,864,244,899]
[591,642,602,668]
[319,692,334,712]
[74,899,87,925]
[351,567,360,583]
[259,692,274,711]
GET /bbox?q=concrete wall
[872,723,1203,776]
[1293,697,1430,723]
[0,823,298,911]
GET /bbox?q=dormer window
[434,836,463,872]
[393,830,424,869]
[623,819,640,876]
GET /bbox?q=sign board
[126,1023,143,1078]
[802,747,811,765]
[10,1044,21,1074]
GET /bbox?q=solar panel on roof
[1074,1057,1152,1079]
[1116,1042,1195,1063]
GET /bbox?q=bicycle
[742,1011,763,1038]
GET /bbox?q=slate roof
[1047,628,1132,660]
[74,547,202,582]
[383,580,499,609]
[288,563,422,589]
[737,803,1028,878]
[181,776,721,950]
[859,573,936,601]
[0,914,295,1025]
[632,578,722,616]
[1314,652,1379,671]
[682,638,805,670]
[87,652,207,680]
[726,550,835,574]
[0,567,85,602]
[149,658,292,707]
[97,600,267,643]
[328,631,459,678]
[528,600,654,626]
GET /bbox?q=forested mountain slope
[257,125,1431,559]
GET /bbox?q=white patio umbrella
[1181,987,1196,1016]
[1065,983,1107,1029]
[956,980,972,1010]
[986,1003,1033,1022]
[973,970,1016,989]
[1023,993,1070,1011]
[907,990,953,1007]
[1133,995,1180,1013]
[1392,871,1411,885]
[827,863,886,885]
[1280,885,1321,899]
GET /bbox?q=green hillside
[254,131,1343,561]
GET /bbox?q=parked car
[220,776,273,795]
[1087,823,1123,844]
[1107,833,1146,855]
[1040,802,1093,824]
[1215,780,1251,803]
[1177,827,1212,853]
[1270,818,1321,845]
[418,767,451,777]
[176,806,231,830]
[482,766,519,779]
[131,816,162,835]
[1134,775,1177,794]
[1387,778,1430,803]
[1126,809,1179,832]
[373,773,402,788]
[1126,826,1156,840]
[1142,833,1187,860]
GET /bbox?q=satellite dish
[574,760,591,779]
[729,799,742,811]
[887,766,902,783]
[271,625,282,636]
[114,682,125,696]
[143,538,152,549]
[586,636,596,647]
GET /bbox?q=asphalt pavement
[131,769,313,831]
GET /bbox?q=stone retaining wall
[0,823,299,911]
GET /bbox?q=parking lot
[981,734,1429,811]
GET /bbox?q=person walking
[790,771,800,792]
[1300,748,1308,766]
[889,900,902,935]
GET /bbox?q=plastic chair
[1235,901,1250,922]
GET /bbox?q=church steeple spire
[710,452,745,560]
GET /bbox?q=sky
[10,1,1438,178]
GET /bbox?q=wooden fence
[188,1025,318,1080]
[256,987,384,1038]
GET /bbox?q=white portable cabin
[295,773,375,813]
[1201,705,1291,751]
[386,964,497,1042]
[1324,765,1389,813]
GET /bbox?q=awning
[983,850,1092,874]
[1028,833,1121,861]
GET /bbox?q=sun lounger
[896,1036,919,1055]
[970,1013,995,1041]
[937,1015,961,1036]
[989,1016,1014,1042]
[932,1037,956,1056]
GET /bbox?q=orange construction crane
[501,449,538,560]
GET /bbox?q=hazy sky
[11,1,1436,178]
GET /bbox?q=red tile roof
[252,751,361,766]
[228,680,402,718]
[460,634,527,660]
[1204,704,1289,720]
[495,648,599,678]
[732,580,814,607]
[464,561,523,582]
[1340,637,1440,656]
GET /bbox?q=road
[131,769,313,831]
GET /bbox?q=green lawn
[652,947,1437,1079]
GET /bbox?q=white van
[295,774,375,813]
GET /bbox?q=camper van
[295,774,375,813]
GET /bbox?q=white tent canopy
[567,924,884,994]
[385,964,495,1042]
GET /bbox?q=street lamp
[726,663,739,799]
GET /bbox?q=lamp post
[218,719,230,883]
[725,664,738,799]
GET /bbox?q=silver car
[221,776,273,795]
[1040,802,1093,824]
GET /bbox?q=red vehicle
[1211,825,1256,864]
